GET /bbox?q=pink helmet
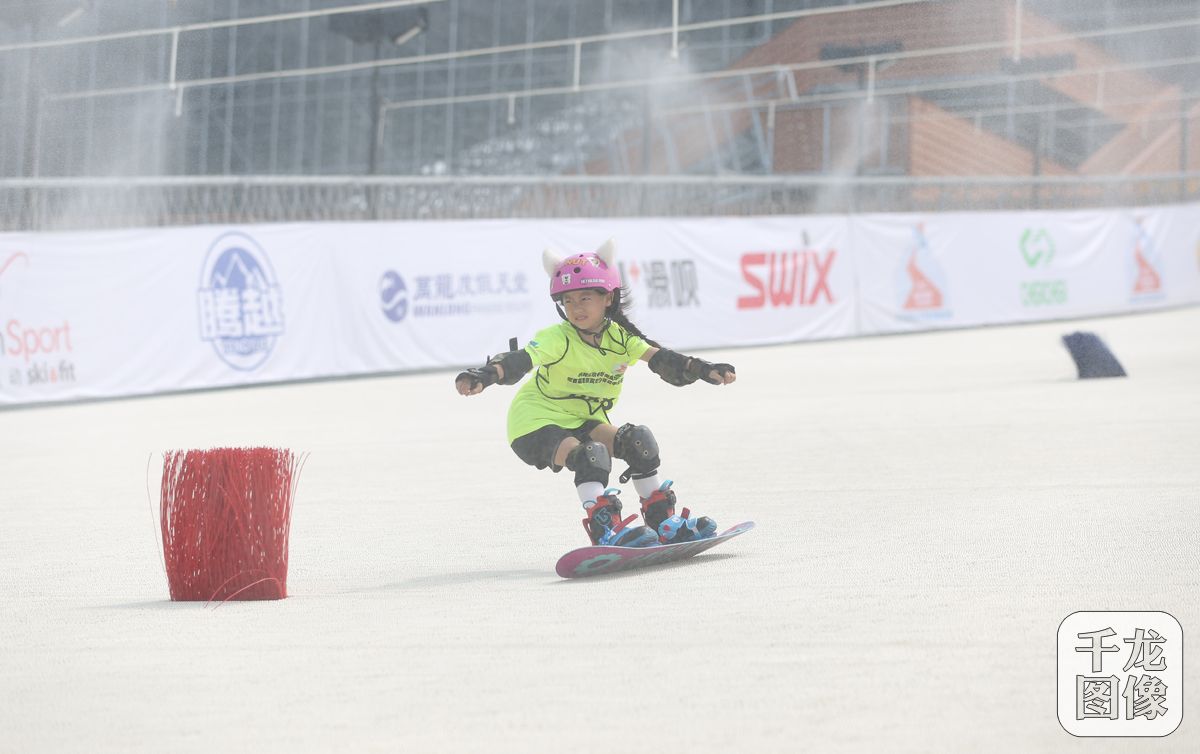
[542,239,621,300]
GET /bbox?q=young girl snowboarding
[455,239,736,548]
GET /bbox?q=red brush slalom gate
[159,447,303,602]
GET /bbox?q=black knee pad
[565,440,611,487]
[612,423,660,478]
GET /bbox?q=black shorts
[511,421,602,472]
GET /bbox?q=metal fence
[3,173,1197,231]
[4,1,1199,181]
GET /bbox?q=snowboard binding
[582,489,658,548]
[639,480,717,544]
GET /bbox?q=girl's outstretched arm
[454,348,533,396]
[641,347,736,386]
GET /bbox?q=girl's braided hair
[605,286,661,349]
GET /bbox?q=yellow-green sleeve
[524,324,568,367]
[624,332,650,362]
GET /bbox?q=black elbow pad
[488,349,533,385]
[647,348,698,387]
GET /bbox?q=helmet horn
[542,248,564,277]
[594,238,616,268]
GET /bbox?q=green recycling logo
[1020,228,1055,268]
[1018,227,1068,307]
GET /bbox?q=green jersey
[506,320,651,443]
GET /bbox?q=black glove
[685,357,736,385]
[455,365,499,392]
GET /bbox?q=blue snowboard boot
[582,489,659,547]
[639,480,717,544]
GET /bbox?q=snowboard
[555,521,755,579]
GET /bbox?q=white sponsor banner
[1123,204,1200,308]
[999,210,1141,322]
[0,223,552,406]
[852,206,1200,335]
[702,215,856,348]
[0,225,342,405]
[531,216,856,351]
[853,212,979,333]
[332,220,549,371]
[1,204,1197,407]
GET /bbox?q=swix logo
[737,250,836,309]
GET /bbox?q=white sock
[576,482,606,506]
[632,474,662,499]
